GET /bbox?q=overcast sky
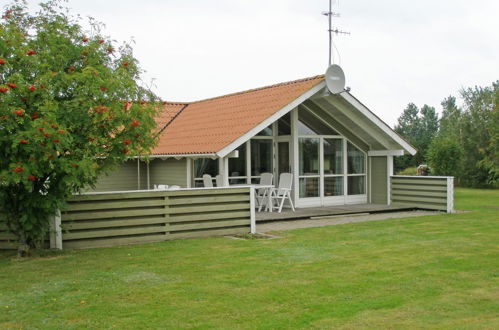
[26,0,499,126]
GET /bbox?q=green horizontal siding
[90,160,144,192]
[150,158,187,188]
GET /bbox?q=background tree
[394,103,439,172]
[0,0,159,255]
[458,82,498,187]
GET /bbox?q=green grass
[1,188,498,329]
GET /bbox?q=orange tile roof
[152,75,325,155]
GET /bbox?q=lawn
[1,188,498,329]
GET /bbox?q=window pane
[277,113,291,135]
[347,142,365,174]
[324,138,343,175]
[348,176,365,195]
[299,138,319,175]
[228,144,246,177]
[298,108,338,135]
[324,177,343,196]
[256,125,273,136]
[251,139,273,176]
[194,158,218,178]
[229,178,247,185]
[299,177,319,198]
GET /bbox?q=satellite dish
[325,64,346,94]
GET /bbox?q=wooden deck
[255,204,415,222]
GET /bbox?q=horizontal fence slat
[66,199,165,212]
[392,195,447,204]
[64,216,166,230]
[62,208,165,221]
[391,184,447,192]
[63,234,167,249]
[170,219,250,232]
[169,211,251,223]
[390,178,447,186]
[169,202,250,214]
[164,188,249,197]
[63,225,168,240]
[390,189,448,198]
[391,201,447,211]
[169,227,249,240]
[168,194,249,205]
[71,191,168,201]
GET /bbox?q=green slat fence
[390,176,454,213]
[1,187,255,250]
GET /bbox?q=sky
[24,0,499,127]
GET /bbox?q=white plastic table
[230,184,275,212]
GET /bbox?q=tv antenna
[322,0,350,66]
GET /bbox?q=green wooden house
[92,75,417,209]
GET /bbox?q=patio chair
[215,174,224,187]
[168,185,180,191]
[256,172,273,212]
[269,173,295,213]
[155,184,168,190]
[202,174,213,188]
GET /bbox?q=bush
[427,138,463,177]
[396,167,418,175]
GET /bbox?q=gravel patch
[257,210,439,233]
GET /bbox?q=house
[92,74,416,208]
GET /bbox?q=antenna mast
[322,0,350,66]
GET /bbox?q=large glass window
[324,138,343,175]
[324,177,343,196]
[277,113,291,135]
[251,139,273,176]
[348,176,365,195]
[299,138,319,175]
[298,138,320,198]
[228,144,246,184]
[299,177,319,198]
[347,142,366,195]
[256,125,273,136]
[298,107,338,135]
[193,158,218,187]
[347,142,365,174]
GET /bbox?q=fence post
[50,210,62,250]
[249,187,256,234]
[447,177,454,213]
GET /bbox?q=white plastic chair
[202,174,213,188]
[168,185,180,191]
[257,173,273,212]
[155,184,168,190]
[269,173,295,213]
[215,174,224,187]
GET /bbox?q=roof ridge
[191,74,324,103]
[162,74,325,105]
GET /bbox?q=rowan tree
[0,0,159,255]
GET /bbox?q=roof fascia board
[367,150,404,157]
[144,153,218,159]
[340,92,417,155]
[216,81,327,158]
